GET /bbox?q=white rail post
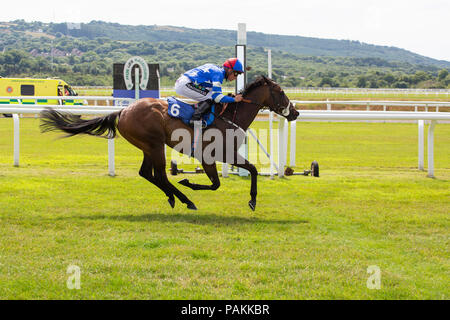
[268,48,274,179]
[418,120,424,171]
[290,118,296,167]
[222,163,229,178]
[236,22,248,177]
[13,114,20,167]
[135,67,140,100]
[269,111,274,179]
[278,118,288,177]
[283,118,288,165]
[427,120,436,178]
[108,138,115,177]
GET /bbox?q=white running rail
[1,100,449,178]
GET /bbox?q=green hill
[0,20,449,88]
[48,20,450,68]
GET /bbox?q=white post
[223,23,246,178]
[277,117,283,177]
[283,118,288,165]
[418,120,424,171]
[222,163,229,178]
[290,119,296,167]
[13,114,19,167]
[108,138,115,177]
[268,48,275,178]
[135,67,140,100]
[427,120,436,178]
[236,23,248,177]
[269,111,274,179]
[278,117,287,177]
[267,48,275,178]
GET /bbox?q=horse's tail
[40,108,121,139]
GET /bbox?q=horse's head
[244,76,299,121]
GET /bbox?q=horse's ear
[261,75,269,84]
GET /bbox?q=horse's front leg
[178,162,220,191]
[233,155,258,211]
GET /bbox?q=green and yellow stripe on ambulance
[0,98,83,106]
[62,98,84,106]
[0,98,57,105]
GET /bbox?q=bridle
[266,84,291,116]
[242,81,291,116]
[216,80,291,131]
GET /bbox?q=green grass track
[0,118,448,299]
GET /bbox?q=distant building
[67,23,81,30]
[30,49,39,57]
[70,48,83,57]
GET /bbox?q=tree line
[0,25,449,88]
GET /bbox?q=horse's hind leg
[139,154,176,208]
[150,146,198,210]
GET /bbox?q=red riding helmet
[223,58,244,74]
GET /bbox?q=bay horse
[40,76,299,211]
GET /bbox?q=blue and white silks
[183,64,235,104]
[167,97,215,127]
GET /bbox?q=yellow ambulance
[0,77,83,106]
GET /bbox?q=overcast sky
[3,0,449,62]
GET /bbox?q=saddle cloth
[167,96,215,127]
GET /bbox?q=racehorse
[40,76,299,211]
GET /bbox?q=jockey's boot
[189,99,213,126]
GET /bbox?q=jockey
[174,58,245,125]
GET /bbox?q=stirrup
[189,119,206,128]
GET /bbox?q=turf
[0,118,448,299]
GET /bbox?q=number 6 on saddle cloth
[167,97,215,128]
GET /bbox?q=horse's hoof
[187,202,197,210]
[168,198,175,208]
[248,200,256,211]
[178,179,190,187]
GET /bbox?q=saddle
[167,97,215,127]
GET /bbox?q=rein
[212,79,291,131]
[214,104,244,132]
[242,98,261,106]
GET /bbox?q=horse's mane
[216,75,275,120]
[241,75,273,96]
